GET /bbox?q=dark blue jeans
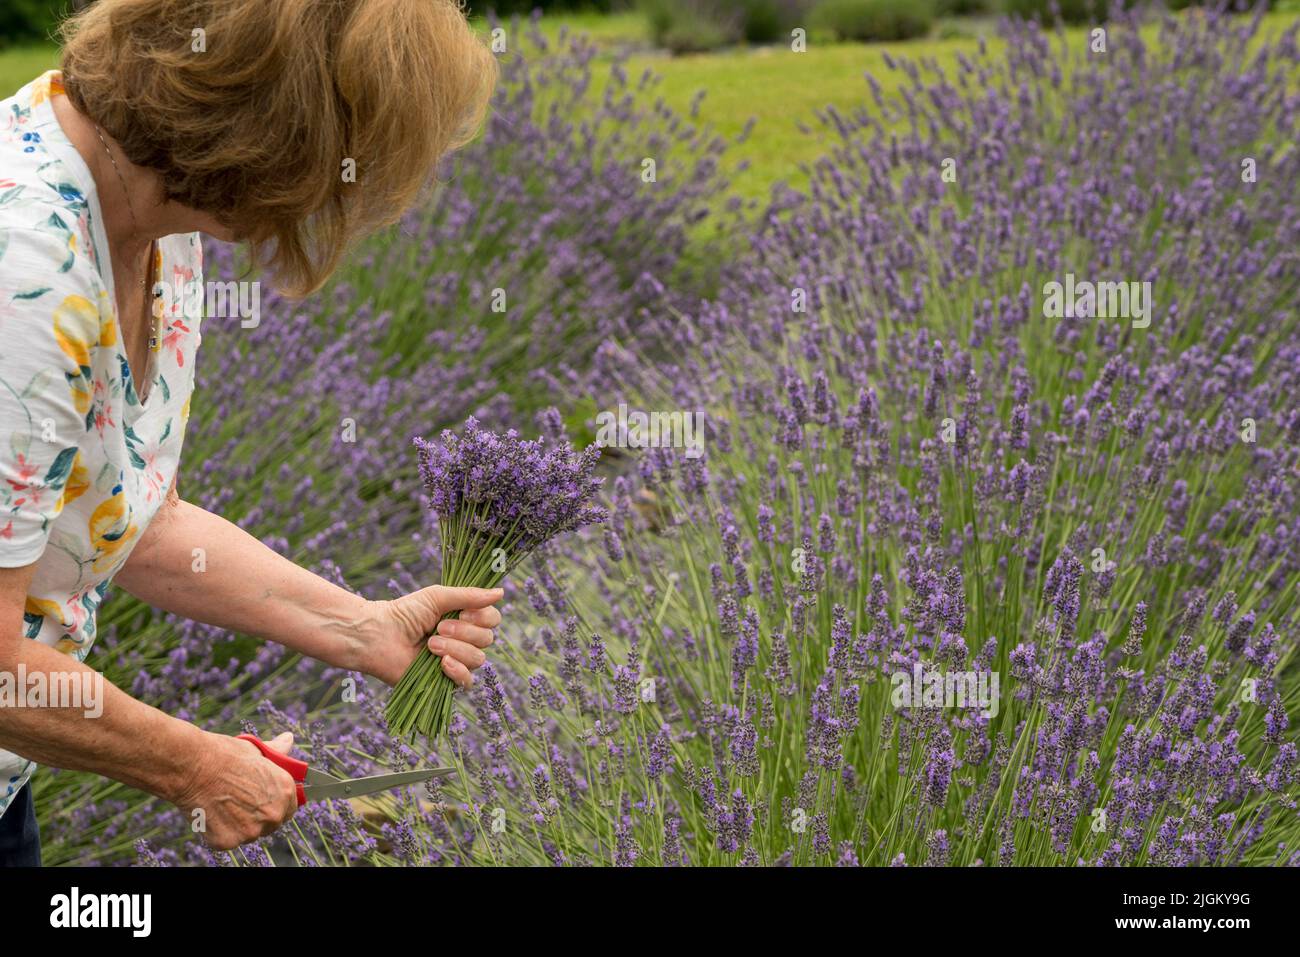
[0,785,41,867]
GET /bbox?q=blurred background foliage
[2,1,1285,50]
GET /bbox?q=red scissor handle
[237,733,308,806]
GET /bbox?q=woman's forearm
[0,636,206,805]
[114,495,375,668]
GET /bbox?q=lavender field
[33,6,1300,867]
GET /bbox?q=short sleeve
[0,228,102,568]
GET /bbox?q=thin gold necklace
[92,123,162,357]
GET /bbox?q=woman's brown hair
[60,0,497,295]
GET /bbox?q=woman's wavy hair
[60,0,497,295]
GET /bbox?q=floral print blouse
[0,71,204,817]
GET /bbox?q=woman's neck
[48,93,204,269]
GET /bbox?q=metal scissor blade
[302,767,457,801]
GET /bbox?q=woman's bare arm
[114,485,503,687]
[0,561,299,849]
[114,485,374,670]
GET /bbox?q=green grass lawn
[628,39,984,203]
[0,42,58,95]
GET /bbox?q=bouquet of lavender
[387,417,605,740]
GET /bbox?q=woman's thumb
[265,731,295,755]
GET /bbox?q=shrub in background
[640,0,815,51]
[1002,0,1113,23]
[1162,0,1277,9]
[640,0,744,51]
[1001,2,1275,29]
[0,0,71,47]
[934,0,992,14]
[810,0,935,42]
[738,0,815,42]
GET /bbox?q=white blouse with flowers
[0,71,204,817]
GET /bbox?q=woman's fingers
[435,617,494,649]
[431,585,503,617]
[460,605,502,629]
[438,649,475,688]
[429,632,487,668]
[412,586,502,688]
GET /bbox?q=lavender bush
[583,5,1300,865]
[36,7,1300,866]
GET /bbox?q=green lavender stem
[386,504,531,740]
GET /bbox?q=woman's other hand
[356,586,503,688]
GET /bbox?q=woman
[0,0,499,865]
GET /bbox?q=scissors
[237,733,456,806]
